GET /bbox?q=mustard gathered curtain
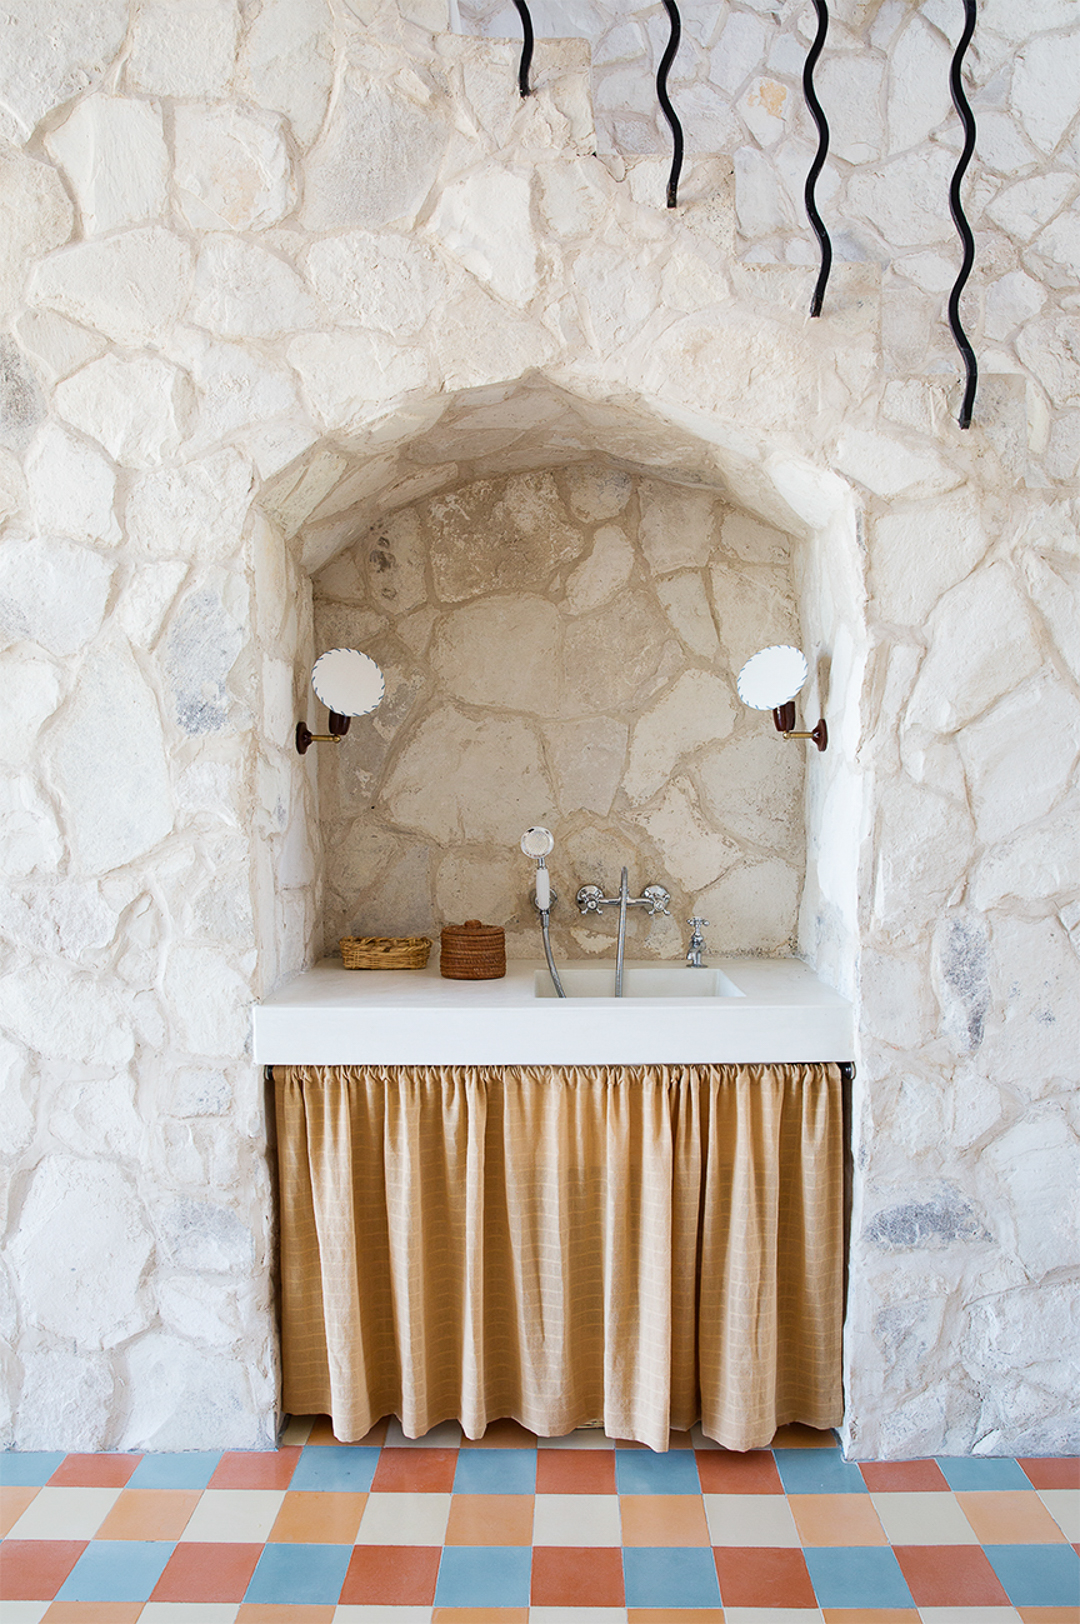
[274,1063,843,1452]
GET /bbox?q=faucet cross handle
[642,885,671,916]
[687,916,710,931]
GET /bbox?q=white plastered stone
[55,354,188,468]
[0,536,113,657]
[0,150,74,315]
[174,104,295,232]
[45,96,169,235]
[25,423,120,546]
[30,228,192,348]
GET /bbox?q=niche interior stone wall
[0,0,1076,1458]
[313,464,807,961]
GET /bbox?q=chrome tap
[685,917,709,967]
[576,875,671,998]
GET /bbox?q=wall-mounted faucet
[576,870,670,997]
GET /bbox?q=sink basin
[534,965,745,999]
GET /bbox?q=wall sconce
[295,647,385,754]
[736,644,827,751]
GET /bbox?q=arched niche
[251,374,868,1003]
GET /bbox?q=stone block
[383,703,554,846]
[0,537,113,658]
[47,639,173,873]
[301,78,450,232]
[287,330,430,428]
[171,328,302,457]
[14,311,106,385]
[653,571,721,660]
[697,729,804,858]
[870,490,988,625]
[872,779,974,934]
[162,944,252,1056]
[174,104,295,231]
[0,653,63,766]
[0,339,45,454]
[163,581,245,734]
[1011,31,1080,154]
[959,674,1080,845]
[624,670,736,804]
[565,524,635,615]
[695,852,801,952]
[9,1157,152,1349]
[0,151,74,315]
[50,1072,143,1160]
[127,451,253,561]
[127,0,241,98]
[434,849,519,927]
[45,96,168,235]
[431,594,561,713]
[1016,311,1080,408]
[118,1331,267,1452]
[305,230,448,336]
[55,354,187,468]
[980,1112,1080,1278]
[427,471,583,603]
[14,1347,115,1453]
[834,427,961,499]
[0,0,127,144]
[428,169,539,307]
[632,776,741,893]
[0,774,62,875]
[239,0,335,148]
[31,228,191,348]
[25,423,120,547]
[906,562,1044,735]
[190,236,321,339]
[970,795,1080,910]
[542,716,628,817]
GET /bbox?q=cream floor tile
[0,1606,49,1624]
[703,1490,800,1547]
[870,1488,981,1544]
[354,1490,451,1545]
[139,1608,241,1622]
[529,1611,627,1623]
[177,1487,287,1542]
[5,1485,122,1540]
[1039,1485,1080,1540]
[537,1430,615,1449]
[532,1491,623,1546]
[917,1612,1022,1623]
[333,1611,433,1622]
[722,1612,823,1623]
[383,1419,462,1449]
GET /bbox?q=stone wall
[0,0,1076,1454]
[313,465,807,961]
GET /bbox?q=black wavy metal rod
[802,0,832,317]
[657,0,684,208]
[511,0,534,97]
[948,0,978,429]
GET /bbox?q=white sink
[534,965,744,999]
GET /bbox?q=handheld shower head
[521,826,554,859]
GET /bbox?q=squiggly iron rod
[802,0,832,317]
[948,0,978,428]
[511,0,534,98]
[657,0,684,208]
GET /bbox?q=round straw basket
[440,919,506,980]
[339,935,432,970]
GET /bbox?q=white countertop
[253,956,855,1066]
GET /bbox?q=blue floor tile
[615,1448,702,1495]
[289,1444,380,1491]
[622,1546,722,1607]
[452,1448,537,1495]
[804,1545,915,1609]
[244,1541,354,1604]
[936,1455,1034,1491]
[0,1451,66,1485]
[434,1544,532,1606]
[983,1542,1080,1606]
[774,1448,868,1494]
[55,1541,175,1602]
[127,1451,222,1489]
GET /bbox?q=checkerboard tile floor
[2,1416,1077,1621]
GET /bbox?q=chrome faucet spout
[615,867,629,998]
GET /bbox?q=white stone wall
[0,0,1076,1454]
[314,466,807,960]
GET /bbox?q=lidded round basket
[440,919,506,980]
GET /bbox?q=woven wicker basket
[339,935,432,970]
[440,919,506,980]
